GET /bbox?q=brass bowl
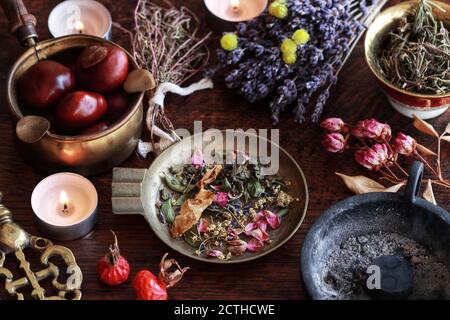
[5,35,144,176]
[365,0,450,119]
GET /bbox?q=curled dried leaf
[416,143,437,157]
[412,115,439,138]
[422,179,437,205]
[158,253,189,288]
[196,165,222,189]
[336,172,404,194]
[170,189,215,237]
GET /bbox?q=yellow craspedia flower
[283,53,297,65]
[268,2,288,19]
[220,33,238,51]
[293,28,310,45]
[280,38,297,54]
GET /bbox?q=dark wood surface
[0,0,448,300]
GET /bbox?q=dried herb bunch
[378,0,450,94]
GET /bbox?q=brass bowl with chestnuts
[5,35,145,176]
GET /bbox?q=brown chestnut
[81,121,109,135]
[56,91,108,129]
[76,45,129,93]
[106,90,133,122]
[18,60,76,110]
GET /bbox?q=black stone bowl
[300,161,450,300]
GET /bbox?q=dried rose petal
[392,133,416,156]
[245,227,269,243]
[197,218,209,234]
[322,133,346,153]
[191,149,204,169]
[320,118,345,132]
[246,239,264,252]
[227,240,247,256]
[206,250,225,258]
[261,210,281,229]
[214,192,228,208]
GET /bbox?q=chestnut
[106,90,133,122]
[76,45,129,93]
[56,91,108,130]
[82,121,109,135]
[18,60,76,110]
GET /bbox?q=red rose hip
[18,60,76,110]
[76,45,129,93]
[56,91,108,129]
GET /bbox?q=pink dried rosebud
[392,133,416,156]
[191,149,204,169]
[352,119,391,141]
[322,133,346,153]
[354,143,389,171]
[320,118,345,132]
[214,192,228,208]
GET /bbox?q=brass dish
[112,130,309,263]
[2,0,144,175]
[365,0,450,119]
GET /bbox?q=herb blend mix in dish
[156,151,296,261]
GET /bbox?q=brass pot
[365,0,450,119]
[6,35,144,176]
[1,0,144,176]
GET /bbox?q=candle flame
[60,191,69,207]
[230,0,240,13]
[75,20,84,34]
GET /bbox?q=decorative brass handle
[0,0,38,47]
[0,192,83,300]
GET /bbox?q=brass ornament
[0,192,83,300]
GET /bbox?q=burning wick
[75,20,84,34]
[230,0,240,14]
[60,190,70,215]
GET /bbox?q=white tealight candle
[48,0,112,40]
[31,173,98,241]
[204,0,267,32]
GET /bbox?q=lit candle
[48,0,112,40]
[230,0,241,14]
[204,0,268,32]
[31,173,98,241]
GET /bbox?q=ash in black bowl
[322,232,450,300]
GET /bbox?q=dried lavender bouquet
[212,0,379,124]
[378,0,450,95]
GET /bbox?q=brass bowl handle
[0,0,38,47]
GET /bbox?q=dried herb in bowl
[378,0,450,95]
[156,151,296,261]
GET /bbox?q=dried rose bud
[392,133,416,156]
[322,133,346,153]
[352,119,392,142]
[354,143,389,171]
[320,118,345,132]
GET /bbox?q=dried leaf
[170,189,214,237]
[335,172,404,194]
[196,165,222,189]
[445,123,450,135]
[412,115,439,138]
[158,253,189,288]
[442,136,450,143]
[422,179,436,205]
[416,143,437,157]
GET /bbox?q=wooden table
[0,0,448,300]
